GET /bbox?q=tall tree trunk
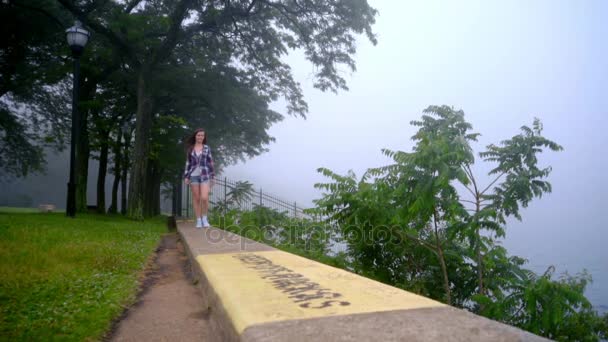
[463,164,486,297]
[171,181,178,216]
[96,129,109,214]
[75,77,97,212]
[475,200,486,311]
[176,179,182,217]
[469,168,484,296]
[121,131,130,215]
[476,230,484,296]
[144,159,162,217]
[127,69,153,220]
[108,133,122,214]
[433,212,451,305]
[152,177,161,216]
[75,115,89,212]
[109,172,120,214]
[144,160,154,217]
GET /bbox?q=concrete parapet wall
[177,221,549,342]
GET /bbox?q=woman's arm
[207,146,215,180]
[183,153,191,183]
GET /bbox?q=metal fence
[180,176,310,219]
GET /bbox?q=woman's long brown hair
[184,128,207,155]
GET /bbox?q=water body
[504,212,607,315]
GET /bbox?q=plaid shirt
[184,145,215,180]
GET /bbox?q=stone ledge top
[178,221,549,341]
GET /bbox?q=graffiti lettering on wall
[233,253,351,309]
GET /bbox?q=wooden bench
[38,204,56,212]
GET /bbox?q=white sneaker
[202,216,210,228]
[195,218,203,228]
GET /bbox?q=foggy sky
[2,0,605,307]
[223,0,608,307]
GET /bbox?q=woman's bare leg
[191,184,202,218]
[200,182,210,216]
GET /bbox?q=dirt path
[108,233,211,341]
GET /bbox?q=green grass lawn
[0,206,46,213]
[0,210,167,341]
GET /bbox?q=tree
[313,106,607,339]
[368,106,562,304]
[107,124,123,214]
[74,46,125,213]
[1,1,125,214]
[0,106,45,179]
[228,181,255,208]
[148,58,287,216]
[474,267,608,341]
[56,0,378,219]
[0,0,70,180]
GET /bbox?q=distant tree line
[0,0,377,218]
[213,106,608,341]
[311,106,608,341]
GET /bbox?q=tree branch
[124,0,143,13]
[463,184,477,198]
[230,17,274,70]
[257,0,312,45]
[56,0,140,66]
[84,0,107,15]
[480,171,506,196]
[11,2,67,28]
[462,163,474,182]
[460,164,477,198]
[181,1,261,40]
[151,0,194,66]
[402,231,436,252]
[247,0,258,13]
[466,164,480,196]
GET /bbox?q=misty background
[2,0,606,310]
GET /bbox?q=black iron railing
[180,176,310,219]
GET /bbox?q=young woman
[184,128,215,228]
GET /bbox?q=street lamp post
[120,122,130,215]
[65,21,90,217]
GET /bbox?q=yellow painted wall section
[196,250,444,334]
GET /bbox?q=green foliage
[151,59,286,168]
[0,212,167,341]
[480,118,564,222]
[312,105,606,340]
[209,205,345,269]
[227,181,255,208]
[7,0,378,217]
[0,206,39,213]
[50,0,378,218]
[0,0,71,178]
[150,114,189,183]
[0,0,68,98]
[210,205,291,243]
[0,106,45,179]
[474,268,608,341]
